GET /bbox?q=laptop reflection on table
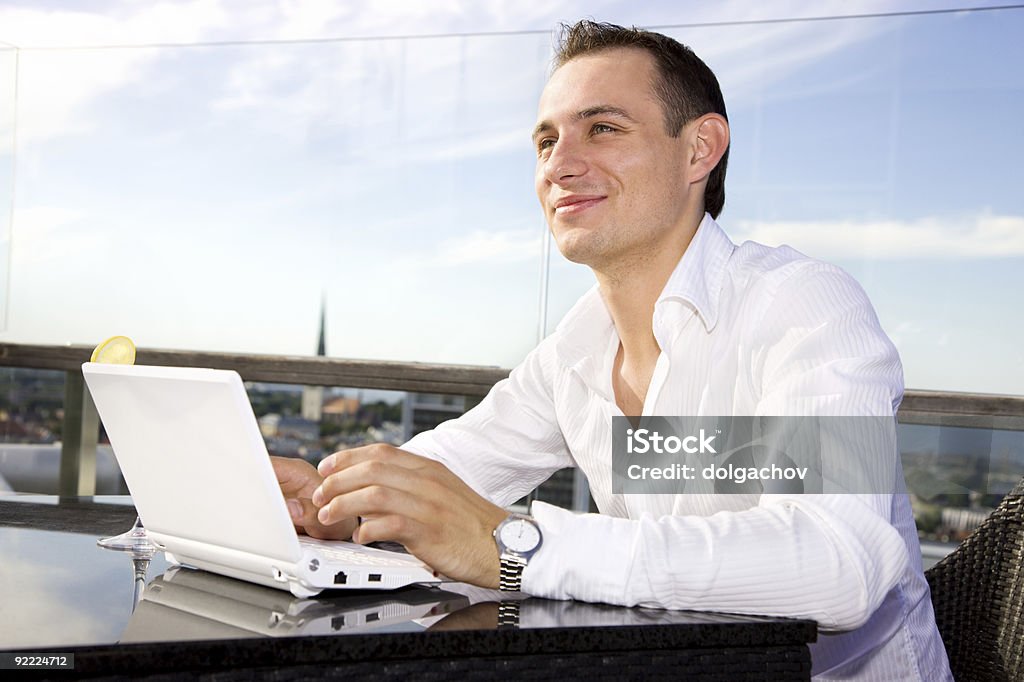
[121,566,470,642]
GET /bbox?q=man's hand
[271,456,357,541]
[314,444,509,589]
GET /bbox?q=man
[274,21,951,679]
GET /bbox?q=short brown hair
[554,20,729,219]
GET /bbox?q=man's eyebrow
[532,105,636,141]
[576,105,635,122]
[532,120,554,142]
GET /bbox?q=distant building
[276,416,320,443]
[367,421,404,446]
[301,386,324,422]
[269,415,324,462]
[322,396,361,422]
[401,393,466,441]
[530,469,584,511]
[258,413,281,438]
[941,506,994,537]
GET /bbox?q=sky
[0,0,1021,395]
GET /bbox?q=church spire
[316,294,326,357]
[302,294,327,422]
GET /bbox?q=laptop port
[333,571,348,585]
[367,612,380,622]
[369,573,382,582]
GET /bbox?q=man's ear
[688,114,729,182]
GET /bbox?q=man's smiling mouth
[553,195,607,214]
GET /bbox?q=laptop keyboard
[300,539,418,566]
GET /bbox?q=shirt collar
[553,284,613,378]
[553,213,736,372]
[656,212,736,334]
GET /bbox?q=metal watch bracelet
[498,555,527,591]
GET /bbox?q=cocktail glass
[97,515,159,554]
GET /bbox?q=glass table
[0,494,816,679]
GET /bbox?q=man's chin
[552,231,602,266]
[559,249,590,265]
[554,243,594,266]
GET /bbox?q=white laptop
[82,362,440,597]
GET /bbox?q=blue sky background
[0,0,1021,395]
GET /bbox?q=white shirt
[405,214,952,680]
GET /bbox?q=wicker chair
[925,476,1024,681]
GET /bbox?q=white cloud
[0,0,922,156]
[12,50,148,146]
[7,205,91,266]
[396,128,529,165]
[433,226,541,266]
[731,213,1024,259]
[0,1,231,149]
[887,319,923,348]
[191,1,903,161]
[207,27,544,154]
[0,1,229,49]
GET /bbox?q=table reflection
[123,567,470,641]
[122,563,797,644]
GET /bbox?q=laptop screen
[82,362,302,563]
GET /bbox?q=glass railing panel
[900,419,1024,548]
[0,46,14,332]
[6,32,553,369]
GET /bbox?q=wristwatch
[493,513,543,592]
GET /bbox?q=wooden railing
[2,342,1022,496]
[1,343,510,496]
[0,343,510,396]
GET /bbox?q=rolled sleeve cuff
[521,501,638,605]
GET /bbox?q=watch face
[499,519,541,553]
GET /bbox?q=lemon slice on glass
[90,335,137,365]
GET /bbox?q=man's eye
[537,138,555,152]
[592,123,615,134]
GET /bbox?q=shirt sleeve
[521,264,911,632]
[401,334,575,508]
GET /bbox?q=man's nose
[543,138,587,184]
